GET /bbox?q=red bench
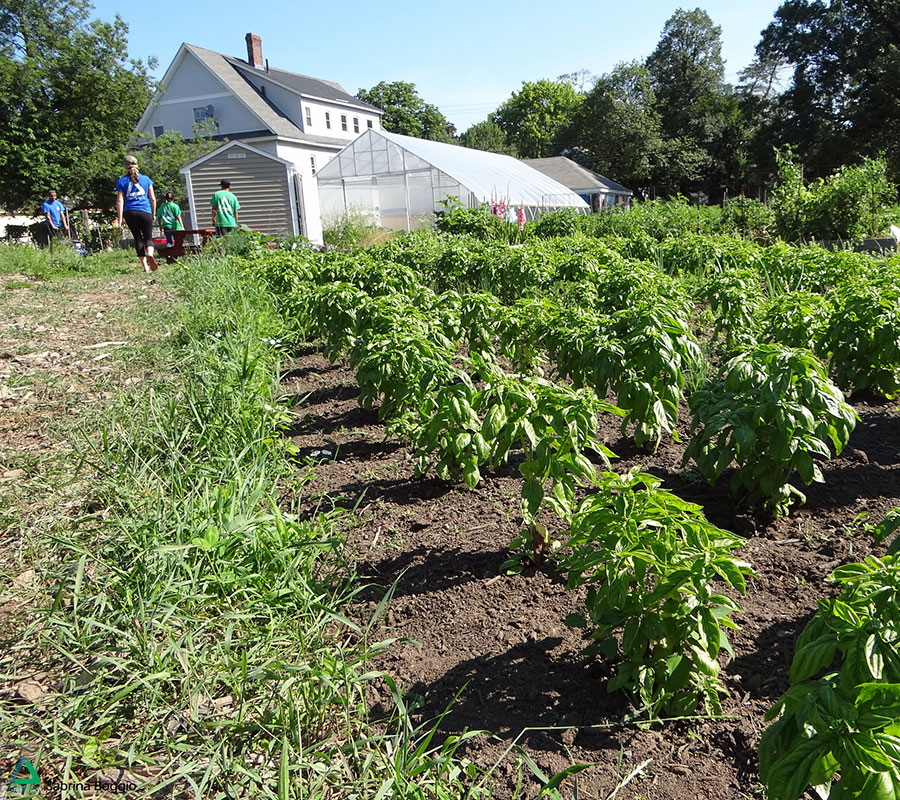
[153,229,217,263]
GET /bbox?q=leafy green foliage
[493,79,583,158]
[0,0,154,210]
[770,149,898,241]
[825,275,900,399]
[761,291,830,352]
[760,538,900,800]
[699,267,766,353]
[357,81,453,141]
[560,469,752,718]
[684,344,857,514]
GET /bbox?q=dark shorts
[215,226,236,238]
[47,225,64,240]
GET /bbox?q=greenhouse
[316,129,589,231]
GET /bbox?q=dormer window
[305,106,312,127]
[341,114,347,132]
[353,117,359,133]
[325,112,331,129]
[367,119,373,129]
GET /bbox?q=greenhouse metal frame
[316,129,589,231]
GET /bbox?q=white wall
[300,101,380,139]
[142,52,262,139]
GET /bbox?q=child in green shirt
[156,191,184,247]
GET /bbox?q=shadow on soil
[376,638,628,752]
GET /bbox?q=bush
[322,206,378,249]
[771,149,897,241]
[760,523,900,800]
[824,273,900,398]
[561,468,753,718]
[684,344,857,514]
[530,208,583,238]
[434,201,522,243]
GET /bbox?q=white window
[353,117,359,133]
[310,156,316,175]
[341,114,347,132]
[367,119,373,129]
[193,105,213,123]
[305,106,312,127]
[325,112,331,129]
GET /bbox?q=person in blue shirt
[42,189,69,244]
[115,154,158,272]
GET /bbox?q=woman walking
[115,154,158,272]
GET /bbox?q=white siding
[142,52,263,139]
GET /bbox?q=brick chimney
[245,33,263,69]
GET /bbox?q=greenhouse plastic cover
[317,130,589,210]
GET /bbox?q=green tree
[645,8,745,194]
[493,79,583,159]
[357,81,454,142]
[0,0,153,211]
[756,0,900,182]
[134,123,221,210]
[563,62,667,192]
[459,119,516,156]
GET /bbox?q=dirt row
[282,351,900,800]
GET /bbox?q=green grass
[0,242,137,279]
[1,254,494,799]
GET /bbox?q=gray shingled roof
[521,157,632,196]
[183,43,378,144]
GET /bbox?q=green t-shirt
[211,190,240,227]
[156,201,183,230]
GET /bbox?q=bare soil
[282,350,900,800]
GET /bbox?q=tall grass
[3,255,489,798]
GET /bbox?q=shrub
[322,205,378,249]
[684,344,857,514]
[760,520,900,800]
[561,469,753,718]
[770,149,897,241]
[824,274,900,398]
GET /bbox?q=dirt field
[283,350,900,800]
[4,269,899,798]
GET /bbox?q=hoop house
[316,129,589,230]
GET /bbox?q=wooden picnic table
[154,229,217,263]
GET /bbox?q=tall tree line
[450,3,900,199]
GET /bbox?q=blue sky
[93,0,784,131]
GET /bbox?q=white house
[136,33,383,241]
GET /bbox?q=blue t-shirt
[115,174,153,213]
[42,199,65,228]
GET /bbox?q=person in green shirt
[156,191,184,247]
[210,180,240,237]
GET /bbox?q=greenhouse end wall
[319,170,467,232]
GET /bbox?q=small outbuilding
[521,157,632,212]
[316,129,589,230]
[179,140,322,241]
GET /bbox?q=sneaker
[147,256,159,271]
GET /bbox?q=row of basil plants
[240,249,758,719]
